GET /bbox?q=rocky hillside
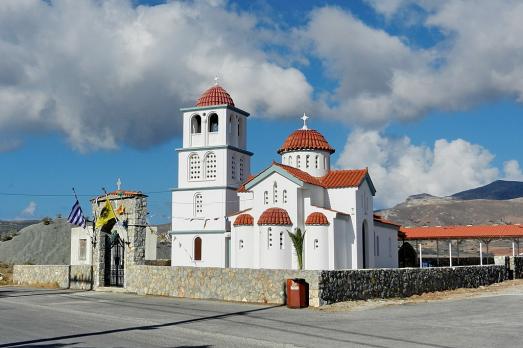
[0,218,171,265]
[0,218,72,265]
[378,195,523,227]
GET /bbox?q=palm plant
[288,227,306,270]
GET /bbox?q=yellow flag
[95,199,116,228]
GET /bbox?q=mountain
[0,220,39,238]
[452,180,523,200]
[0,218,72,265]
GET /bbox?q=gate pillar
[91,190,148,289]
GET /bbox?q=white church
[170,82,400,270]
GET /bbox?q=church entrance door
[104,232,125,287]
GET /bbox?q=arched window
[229,116,232,134]
[209,114,219,132]
[237,117,241,136]
[279,231,284,249]
[239,157,244,180]
[189,153,201,180]
[306,155,310,168]
[231,155,236,179]
[205,152,217,180]
[194,237,202,261]
[324,156,327,169]
[239,239,244,249]
[273,182,278,204]
[194,193,203,216]
[191,115,201,134]
[264,191,269,205]
[288,156,293,166]
[267,228,273,248]
[314,239,319,249]
[296,155,301,168]
[315,155,319,169]
[283,190,288,204]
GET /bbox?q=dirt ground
[0,262,13,285]
[314,279,523,312]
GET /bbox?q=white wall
[258,225,293,269]
[70,227,92,266]
[171,233,226,267]
[145,227,157,261]
[281,150,331,177]
[373,223,399,268]
[304,225,329,270]
[231,226,256,268]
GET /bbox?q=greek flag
[68,200,86,228]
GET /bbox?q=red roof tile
[278,129,335,154]
[401,224,523,240]
[92,190,144,201]
[321,169,368,188]
[273,162,323,186]
[305,212,330,225]
[195,85,235,107]
[258,208,293,226]
[233,213,254,226]
[239,163,369,192]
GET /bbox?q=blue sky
[1,0,523,223]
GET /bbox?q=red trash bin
[286,278,309,308]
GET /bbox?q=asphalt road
[1,286,522,347]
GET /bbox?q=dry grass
[314,279,523,312]
[0,262,13,286]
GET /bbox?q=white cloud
[503,160,523,181]
[336,129,521,208]
[301,2,523,125]
[0,0,313,152]
[19,201,37,218]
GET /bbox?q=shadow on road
[0,305,281,348]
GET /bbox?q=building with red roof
[171,82,399,270]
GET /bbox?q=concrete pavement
[1,286,522,347]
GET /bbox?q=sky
[1,0,523,223]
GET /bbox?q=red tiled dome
[277,129,335,154]
[305,212,330,225]
[258,208,292,226]
[195,85,235,107]
[233,214,254,226]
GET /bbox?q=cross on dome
[214,75,219,86]
[116,178,122,191]
[301,113,309,130]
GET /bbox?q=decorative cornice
[171,186,239,192]
[180,104,250,117]
[176,145,253,156]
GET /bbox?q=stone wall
[70,265,93,290]
[126,265,321,306]
[13,265,70,288]
[13,264,510,307]
[13,265,92,290]
[319,265,507,304]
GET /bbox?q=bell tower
[171,80,253,267]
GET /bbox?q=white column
[513,241,516,257]
[449,241,453,267]
[479,242,483,266]
[419,243,423,268]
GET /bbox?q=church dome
[233,213,254,226]
[305,212,330,226]
[277,129,335,155]
[195,84,235,107]
[258,208,292,226]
